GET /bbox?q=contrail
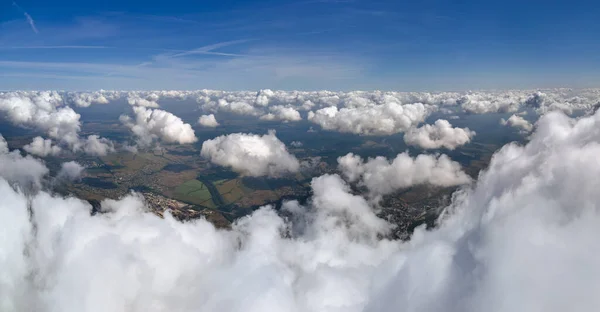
[12,1,39,34]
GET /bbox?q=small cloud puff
[198,114,220,127]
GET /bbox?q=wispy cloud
[170,39,252,58]
[12,2,38,34]
[0,45,109,49]
[23,12,38,33]
[0,48,365,90]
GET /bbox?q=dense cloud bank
[2,108,600,311]
[200,130,300,177]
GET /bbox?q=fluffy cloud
[23,136,62,157]
[200,130,300,177]
[308,102,432,135]
[198,114,220,127]
[403,119,475,150]
[73,135,115,156]
[57,161,85,181]
[2,110,600,311]
[127,92,160,108]
[459,92,523,114]
[338,152,471,195]
[0,91,81,145]
[0,91,115,155]
[260,106,302,121]
[65,91,110,107]
[0,134,7,154]
[500,114,533,132]
[0,134,49,189]
[120,106,198,146]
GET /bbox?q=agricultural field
[173,179,215,208]
[215,179,249,204]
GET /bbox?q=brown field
[216,179,249,204]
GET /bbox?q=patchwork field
[215,179,249,204]
[173,179,215,208]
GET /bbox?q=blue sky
[1,0,599,91]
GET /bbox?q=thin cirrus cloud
[0,46,110,49]
[0,47,364,90]
[12,1,38,34]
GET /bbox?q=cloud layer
[2,109,600,311]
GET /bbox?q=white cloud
[127,92,160,108]
[65,91,110,107]
[500,114,533,133]
[198,114,220,127]
[0,134,9,154]
[2,110,600,311]
[404,119,475,150]
[23,136,61,157]
[338,152,471,195]
[0,91,80,145]
[290,141,303,148]
[73,135,115,156]
[120,106,198,147]
[57,161,84,181]
[0,91,115,155]
[0,134,49,189]
[308,102,432,135]
[459,92,522,114]
[260,106,302,122]
[200,130,300,177]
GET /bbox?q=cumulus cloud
[308,102,432,135]
[57,161,85,181]
[290,141,303,147]
[198,114,220,127]
[0,91,115,155]
[23,136,61,157]
[120,106,197,147]
[127,92,160,108]
[2,109,600,311]
[459,92,522,114]
[0,134,49,189]
[260,106,302,121]
[0,134,8,154]
[65,91,110,107]
[338,152,471,195]
[201,130,300,177]
[500,114,533,133]
[0,91,80,145]
[404,119,475,150]
[73,135,115,156]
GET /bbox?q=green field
[173,179,214,208]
